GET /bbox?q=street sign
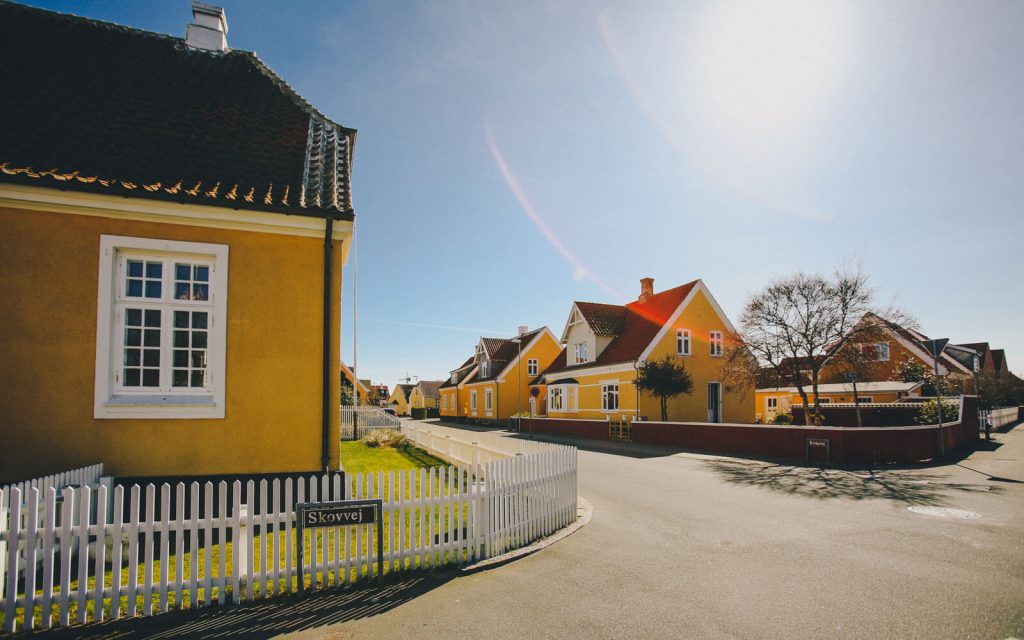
[296,499,383,592]
[301,502,376,528]
[805,437,830,463]
[921,338,949,358]
[844,372,860,381]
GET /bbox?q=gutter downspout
[321,216,334,472]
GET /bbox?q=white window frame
[574,342,588,364]
[677,329,691,356]
[877,342,890,362]
[485,388,493,415]
[470,390,478,413]
[527,358,539,376]
[857,396,873,404]
[549,386,563,412]
[766,397,778,412]
[94,235,228,419]
[710,331,723,357]
[601,382,619,412]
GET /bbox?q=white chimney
[639,277,654,303]
[186,2,228,52]
[518,325,528,336]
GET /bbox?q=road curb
[459,495,594,573]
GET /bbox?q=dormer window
[480,361,490,377]
[574,342,589,364]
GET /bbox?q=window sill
[96,394,223,419]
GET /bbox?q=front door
[707,382,722,423]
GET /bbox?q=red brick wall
[525,418,610,440]
[527,397,979,465]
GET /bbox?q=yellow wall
[544,289,754,423]
[408,387,438,410]
[388,388,409,415]
[755,389,907,422]
[459,332,562,422]
[439,387,459,417]
[0,205,342,481]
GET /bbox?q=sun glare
[694,1,849,141]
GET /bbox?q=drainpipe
[321,216,334,472]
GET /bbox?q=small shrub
[361,429,407,448]
[772,412,793,425]
[410,407,427,420]
[916,399,960,425]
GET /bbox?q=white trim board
[1,183,354,252]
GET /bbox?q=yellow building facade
[0,196,351,481]
[536,279,754,424]
[441,328,562,423]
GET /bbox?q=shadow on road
[704,459,1001,505]
[29,573,455,640]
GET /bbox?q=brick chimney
[186,2,228,52]
[639,277,654,303]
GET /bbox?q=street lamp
[510,336,523,432]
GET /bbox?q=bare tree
[738,268,905,425]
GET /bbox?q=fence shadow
[28,573,455,640]
[704,459,1001,505]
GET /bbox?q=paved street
[40,423,1024,640]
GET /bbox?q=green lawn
[339,440,447,474]
[3,441,465,631]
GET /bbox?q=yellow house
[533,278,754,424]
[442,327,562,423]
[439,358,478,420]
[755,381,926,423]
[388,384,415,416]
[0,3,355,481]
[340,360,370,404]
[408,381,443,412]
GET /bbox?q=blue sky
[30,0,1024,389]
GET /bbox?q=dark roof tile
[0,1,354,218]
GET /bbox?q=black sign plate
[807,438,829,447]
[299,502,377,528]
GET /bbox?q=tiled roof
[396,384,415,398]
[990,349,1006,373]
[417,381,444,399]
[0,1,354,219]
[575,302,627,335]
[480,338,506,357]
[440,358,477,389]
[542,281,698,377]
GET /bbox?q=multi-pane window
[117,256,212,391]
[95,236,227,419]
[877,342,890,361]
[528,359,538,376]
[471,390,478,411]
[574,342,588,364]
[485,389,493,412]
[549,387,563,411]
[710,331,723,357]
[677,329,691,356]
[602,384,619,411]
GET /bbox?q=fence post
[99,476,114,524]
[446,435,452,463]
[237,503,250,600]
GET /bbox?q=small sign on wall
[806,437,830,463]
[296,498,383,591]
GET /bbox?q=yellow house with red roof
[533,278,753,423]
[408,380,444,411]
[440,327,562,423]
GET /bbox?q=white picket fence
[0,431,577,633]
[979,407,1019,430]
[1,464,104,506]
[340,406,403,439]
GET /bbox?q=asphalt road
[40,424,1024,640]
[301,425,1024,640]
